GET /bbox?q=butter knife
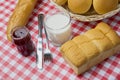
[36,14,44,69]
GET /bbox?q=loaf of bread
[60,22,120,75]
[7,0,37,41]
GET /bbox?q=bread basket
[51,0,120,22]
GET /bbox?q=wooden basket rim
[51,0,120,22]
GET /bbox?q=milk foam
[46,13,70,30]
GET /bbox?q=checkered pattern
[0,0,120,80]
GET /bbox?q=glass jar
[44,12,72,46]
[11,27,35,57]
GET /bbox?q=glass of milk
[44,12,72,46]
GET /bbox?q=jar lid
[11,27,31,45]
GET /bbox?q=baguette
[60,22,120,75]
[7,0,37,41]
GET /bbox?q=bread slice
[60,22,120,75]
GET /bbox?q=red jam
[11,27,35,57]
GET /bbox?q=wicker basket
[51,0,120,22]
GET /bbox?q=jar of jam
[11,27,35,57]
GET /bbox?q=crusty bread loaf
[60,22,120,75]
[7,0,37,41]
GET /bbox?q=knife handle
[36,37,43,69]
[38,14,44,37]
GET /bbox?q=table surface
[0,0,120,80]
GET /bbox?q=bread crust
[93,0,118,14]
[60,22,120,75]
[68,0,92,14]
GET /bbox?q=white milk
[44,13,72,46]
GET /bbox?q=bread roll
[53,0,67,5]
[60,22,120,75]
[93,0,118,14]
[68,0,92,14]
[7,0,37,41]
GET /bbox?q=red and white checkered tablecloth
[0,0,120,80]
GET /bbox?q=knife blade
[36,14,44,69]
